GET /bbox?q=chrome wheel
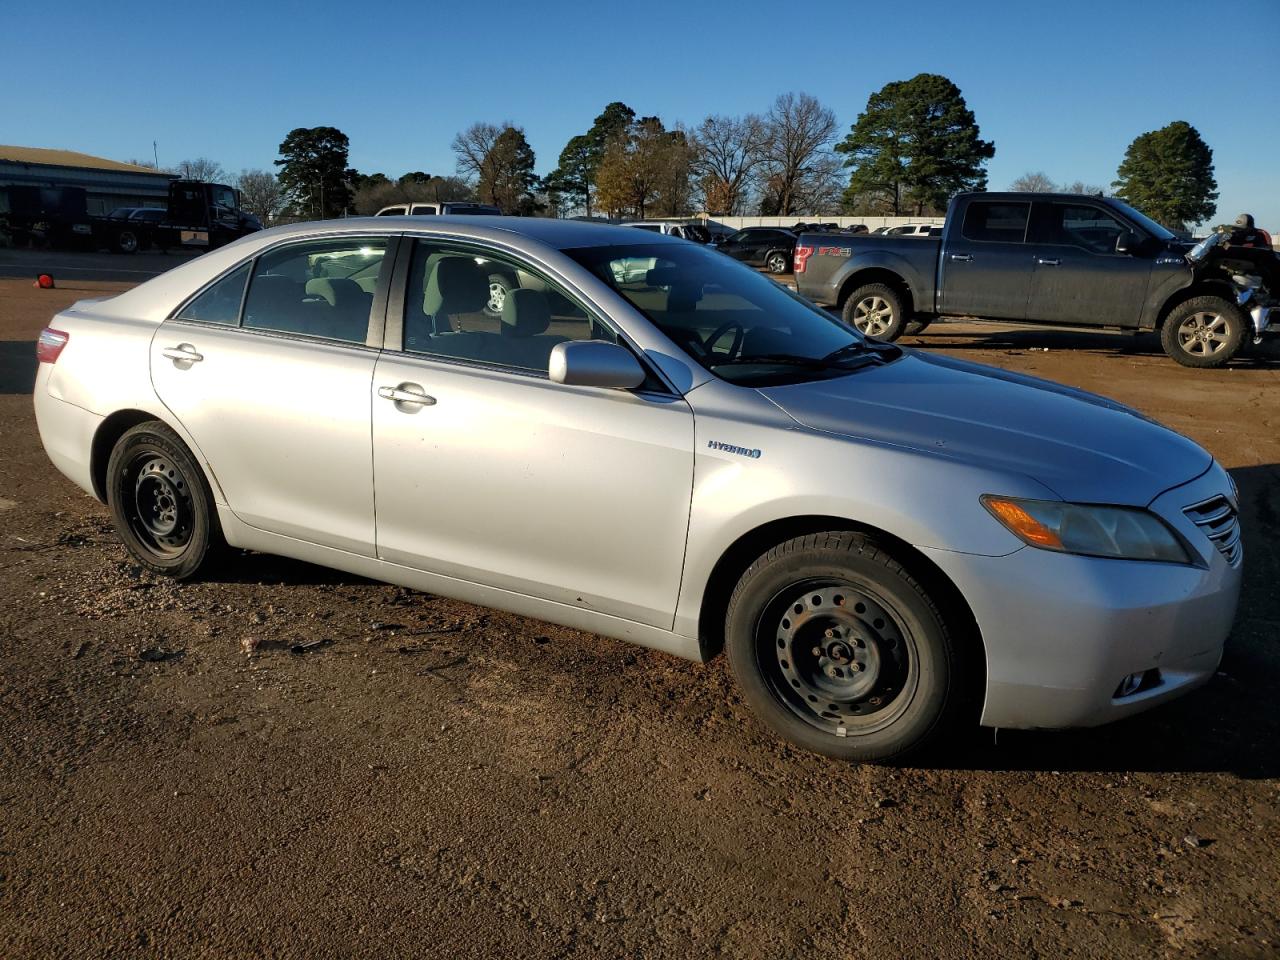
[767,252,788,274]
[1176,311,1229,357]
[486,280,508,315]
[759,581,917,736]
[853,295,894,337]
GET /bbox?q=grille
[1183,495,1242,566]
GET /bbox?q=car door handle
[161,344,203,363]
[949,253,973,262]
[378,384,436,407]
[1036,257,1061,266]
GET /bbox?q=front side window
[961,202,1030,243]
[401,240,616,373]
[1037,203,1127,254]
[242,238,388,344]
[175,263,251,325]
[565,242,897,386]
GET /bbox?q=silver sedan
[33,218,1242,761]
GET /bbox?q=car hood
[759,350,1211,505]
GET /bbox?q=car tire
[114,229,140,255]
[766,250,790,274]
[725,531,965,762]
[904,318,932,336]
[843,283,907,341]
[485,274,513,317]
[106,421,222,580]
[1160,296,1245,368]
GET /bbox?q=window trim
[384,235,677,395]
[166,233,403,350]
[959,200,1031,244]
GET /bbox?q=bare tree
[1060,180,1106,196]
[451,122,506,185]
[756,93,838,216]
[352,175,473,216]
[692,114,763,215]
[1009,171,1056,192]
[175,157,226,182]
[235,169,284,223]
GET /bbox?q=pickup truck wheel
[766,251,790,274]
[844,283,906,341]
[1160,297,1245,368]
[114,229,140,255]
[106,422,221,580]
[725,531,962,762]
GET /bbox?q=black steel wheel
[106,421,221,579]
[726,531,967,762]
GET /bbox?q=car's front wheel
[725,531,964,762]
[106,421,221,579]
[114,229,140,254]
[1160,296,1245,368]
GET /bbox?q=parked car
[794,191,1275,367]
[375,202,502,216]
[34,218,1241,762]
[625,221,711,243]
[713,226,796,273]
[884,224,935,237]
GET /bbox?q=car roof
[244,216,690,251]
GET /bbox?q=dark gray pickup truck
[794,191,1277,367]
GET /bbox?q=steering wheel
[703,320,746,362]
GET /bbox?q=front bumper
[922,467,1242,729]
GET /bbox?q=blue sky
[4,0,1277,226]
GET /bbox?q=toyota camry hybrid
[33,218,1243,761]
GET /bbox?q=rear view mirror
[1116,231,1138,255]
[549,340,646,390]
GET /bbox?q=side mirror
[1116,231,1139,255]
[549,340,646,390]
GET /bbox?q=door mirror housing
[1116,230,1139,255]
[549,340,646,390]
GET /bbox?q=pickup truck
[794,191,1275,367]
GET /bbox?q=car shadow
[905,322,1280,366]
[919,462,1280,779]
[0,340,36,394]
[211,550,378,588]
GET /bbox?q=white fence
[706,215,945,230]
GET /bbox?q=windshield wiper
[709,352,878,371]
[824,339,900,363]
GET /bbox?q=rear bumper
[33,363,102,499]
[922,468,1242,729]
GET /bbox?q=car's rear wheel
[725,531,964,762]
[1160,296,1245,368]
[114,229,139,254]
[485,274,513,317]
[843,283,907,341]
[106,422,221,579]
[766,251,790,274]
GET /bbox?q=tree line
[160,74,1222,232]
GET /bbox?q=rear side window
[242,239,389,344]
[175,263,250,326]
[961,202,1030,243]
[376,207,406,216]
[409,205,437,215]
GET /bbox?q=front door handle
[1036,257,1061,266]
[949,253,973,262]
[378,383,436,407]
[161,344,203,363]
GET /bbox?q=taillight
[794,244,814,274]
[36,328,69,364]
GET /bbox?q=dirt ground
[2,274,1278,959]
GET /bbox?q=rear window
[961,202,1030,243]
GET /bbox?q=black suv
[713,227,797,274]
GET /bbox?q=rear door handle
[949,253,973,262]
[378,383,436,407]
[161,344,203,363]
[1036,257,1061,266]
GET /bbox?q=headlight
[981,496,1190,563]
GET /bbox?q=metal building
[0,145,175,215]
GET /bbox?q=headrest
[305,276,363,306]
[423,256,487,319]
[501,288,551,338]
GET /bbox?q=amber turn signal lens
[981,496,1063,549]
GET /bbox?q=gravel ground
[2,277,1279,959]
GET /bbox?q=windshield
[564,242,897,385]
[1107,199,1177,242]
